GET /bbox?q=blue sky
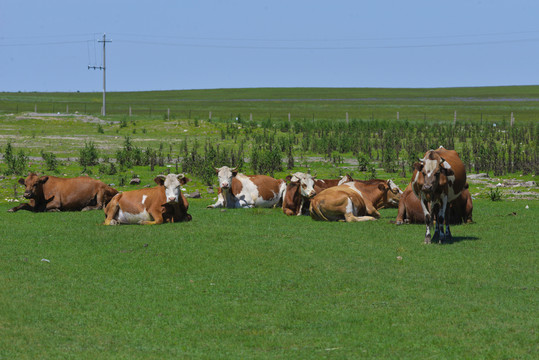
[1,0,538,92]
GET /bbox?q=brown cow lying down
[396,183,473,225]
[8,173,118,212]
[282,173,353,216]
[104,174,191,225]
[207,166,286,209]
[309,179,402,222]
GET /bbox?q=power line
[112,29,539,43]
[116,37,539,50]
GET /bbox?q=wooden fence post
[209,111,212,120]
[510,112,514,126]
[454,110,457,125]
[129,106,132,116]
[397,112,399,121]
[168,108,170,120]
[34,104,37,113]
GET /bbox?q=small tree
[79,141,99,172]
[3,142,28,175]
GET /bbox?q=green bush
[40,150,59,172]
[3,142,28,175]
[79,141,99,172]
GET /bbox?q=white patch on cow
[345,198,356,216]
[345,182,364,198]
[117,209,152,224]
[237,174,280,208]
[141,195,148,204]
[387,179,403,194]
[423,159,438,178]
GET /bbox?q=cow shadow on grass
[441,235,480,245]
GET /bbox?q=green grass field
[0,199,537,359]
[0,87,537,358]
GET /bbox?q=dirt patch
[13,113,119,124]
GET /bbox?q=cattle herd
[8,146,473,244]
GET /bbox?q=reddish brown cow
[313,174,354,193]
[396,183,473,225]
[104,174,191,225]
[412,146,467,243]
[207,166,286,208]
[309,179,402,222]
[8,173,117,212]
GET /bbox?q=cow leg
[8,203,35,212]
[344,213,376,222]
[443,199,452,243]
[420,198,432,244]
[297,198,304,216]
[437,197,449,244]
[431,202,441,243]
[139,208,164,225]
[104,196,121,225]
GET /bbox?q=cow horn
[177,174,185,179]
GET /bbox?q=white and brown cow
[412,146,466,244]
[104,174,191,225]
[207,166,286,209]
[282,174,353,216]
[309,179,402,222]
[282,172,317,216]
[8,173,118,212]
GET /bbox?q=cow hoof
[396,220,403,226]
[424,235,431,244]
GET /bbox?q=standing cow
[8,173,118,212]
[104,174,191,225]
[412,146,466,244]
[207,166,286,209]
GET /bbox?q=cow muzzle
[23,192,33,199]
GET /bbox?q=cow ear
[231,167,239,176]
[154,175,166,186]
[38,176,49,184]
[214,167,220,174]
[18,178,25,185]
[441,166,454,177]
[378,183,387,192]
[413,162,424,171]
[179,176,191,185]
[285,175,292,183]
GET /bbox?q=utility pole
[88,33,111,116]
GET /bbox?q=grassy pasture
[0,199,537,359]
[0,87,537,358]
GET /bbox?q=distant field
[1,86,539,122]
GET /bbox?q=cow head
[413,151,454,201]
[18,173,49,199]
[378,179,402,208]
[286,172,316,198]
[215,166,238,189]
[154,174,191,203]
[338,174,354,185]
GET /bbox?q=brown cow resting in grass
[282,174,353,216]
[396,183,473,225]
[207,166,286,209]
[104,174,191,225]
[412,146,467,244]
[8,173,118,212]
[309,179,402,222]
